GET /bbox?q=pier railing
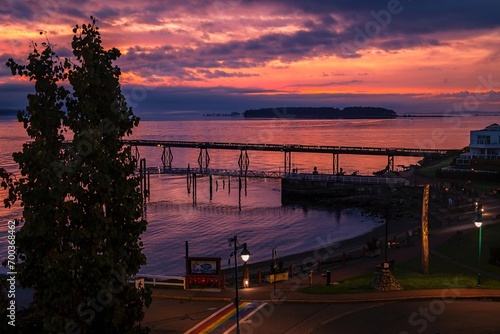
[143,166,409,185]
[145,166,284,178]
[285,173,409,185]
[124,139,455,156]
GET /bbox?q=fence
[130,275,186,289]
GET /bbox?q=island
[243,106,396,119]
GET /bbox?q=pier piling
[209,174,213,199]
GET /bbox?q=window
[477,135,491,144]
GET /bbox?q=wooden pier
[126,139,454,202]
[125,139,457,175]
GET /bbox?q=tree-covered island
[243,106,397,119]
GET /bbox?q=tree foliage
[0,167,18,208]
[5,17,151,333]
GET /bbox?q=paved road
[310,300,500,334]
[143,298,500,333]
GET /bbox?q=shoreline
[240,205,422,276]
[239,184,429,276]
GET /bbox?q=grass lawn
[394,255,500,289]
[302,253,500,294]
[437,222,500,278]
[466,180,500,192]
[303,234,500,294]
[415,157,455,178]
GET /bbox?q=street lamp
[474,201,483,287]
[229,236,251,334]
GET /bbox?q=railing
[441,167,498,174]
[124,139,454,157]
[146,167,285,178]
[285,173,409,185]
[130,275,186,289]
[141,166,412,184]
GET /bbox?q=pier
[125,139,456,175]
[125,140,456,203]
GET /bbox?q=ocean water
[0,115,495,275]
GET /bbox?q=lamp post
[229,236,250,334]
[474,201,483,287]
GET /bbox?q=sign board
[185,257,224,289]
[187,257,220,275]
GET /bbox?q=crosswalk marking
[186,301,266,334]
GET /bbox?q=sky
[1,0,500,118]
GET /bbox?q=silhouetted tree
[6,17,151,333]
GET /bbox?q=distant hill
[243,106,397,119]
[0,109,18,118]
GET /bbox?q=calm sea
[0,115,496,275]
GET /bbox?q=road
[143,298,500,333]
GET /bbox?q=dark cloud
[377,37,446,51]
[92,6,121,21]
[266,0,500,33]
[0,0,36,21]
[111,0,500,75]
[196,69,259,79]
[287,80,363,87]
[5,1,500,75]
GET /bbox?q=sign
[185,257,224,289]
[188,259,218,275]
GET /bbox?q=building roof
[482,123,500,131]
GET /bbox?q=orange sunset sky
[1,0,500,118]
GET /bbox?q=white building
[457,123,500,164]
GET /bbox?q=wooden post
[192,173,197,204]
[421,184,430,274]
[146,167,150,198]
[186,164,191,194]
[209,174,213,200]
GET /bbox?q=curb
[151,292,500,304]
[151,293,232,302]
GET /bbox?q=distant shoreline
[0,109,17,118]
